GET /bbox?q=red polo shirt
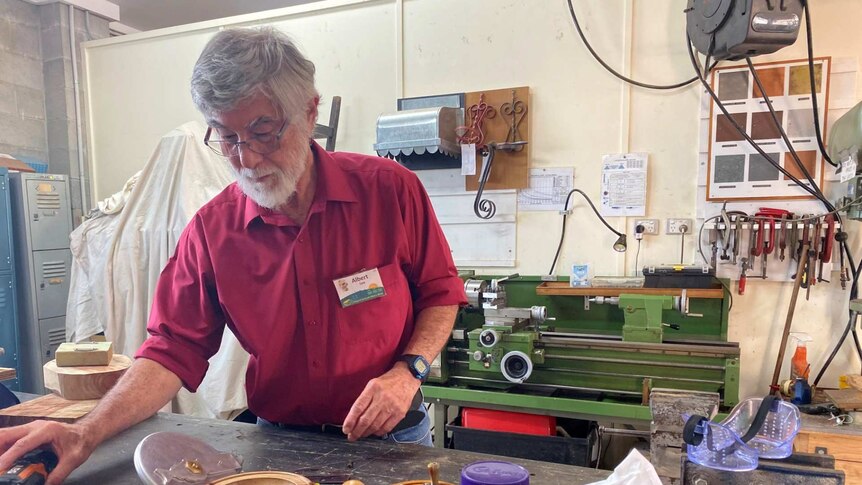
[136,142,466,425]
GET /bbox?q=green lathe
[423,274,740,425]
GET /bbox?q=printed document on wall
[600,153,647,217]
[518,167,574,211]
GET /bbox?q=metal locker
[0,274,18,390]
[10,173,73,393]
[0,176,12,274]
[37,316,65,365]
[25,179,72,251]
[32,249,71,320]
[0,169,19,391]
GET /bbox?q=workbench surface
[66,412,611,484]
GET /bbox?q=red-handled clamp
[820,214,835,263]
[755,208,791,256]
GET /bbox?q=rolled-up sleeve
[399,171,468,311]
[135,215,226,392]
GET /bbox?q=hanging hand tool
[818,214,835,284]
[807,220,821,300]
[769,242,810,396]
[836,230,849,290]
[747,219,764,282]
[738,257,749,295]
[778,214,788,261]
[730,216,741,265]
[709,227,718,269]
[800,220,811,292]
[755,208,792,280]
[788,218,799,262]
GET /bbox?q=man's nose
[237,144,264,170]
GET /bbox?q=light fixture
[547,189,627,276]
[563,189,627,253]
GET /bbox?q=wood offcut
[0,394,97,427]
[44,354,132,400]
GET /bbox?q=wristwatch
[398,354,430,382]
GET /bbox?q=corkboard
[465,86,530,191]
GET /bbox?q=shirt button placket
[295,231,324,384]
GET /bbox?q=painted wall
[82,0,862,400]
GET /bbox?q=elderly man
[0,27,465,484]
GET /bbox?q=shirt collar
[242,141,358,228]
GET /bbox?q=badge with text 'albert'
[333,268,386,307]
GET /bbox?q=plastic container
[684,415,760,471]
[722,397,800,459]
[447,417,595,467]
[460,461,529,485]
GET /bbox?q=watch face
[414,358,429,375]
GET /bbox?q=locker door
[0,274,18,390]
[38,316,65,367]
[26,179,72,251]
[0,176,12,273]
[33,249,71,320]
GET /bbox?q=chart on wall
[707,57,830,201]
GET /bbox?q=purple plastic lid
[460,461,530,485]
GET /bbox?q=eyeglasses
[204,119,290,157]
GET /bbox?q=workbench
[795,414,862,484]
[64,412,611,484]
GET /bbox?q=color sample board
[707,58,830,201]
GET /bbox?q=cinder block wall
[0,0,47,162]
[0,0,109,224]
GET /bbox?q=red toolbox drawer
[462,408,556,436]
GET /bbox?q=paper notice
[600,153,648,217]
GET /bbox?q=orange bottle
[790,332,812,380]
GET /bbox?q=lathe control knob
[530,306,547,323]
[500,351,533,384]
[472,351,484,362]
[479,329,500,348]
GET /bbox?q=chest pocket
[335,262,411,349]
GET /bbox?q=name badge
[333,268,386,307]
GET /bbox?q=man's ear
[307,96,320,127]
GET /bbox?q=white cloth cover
[66,121,250,419]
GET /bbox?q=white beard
[233,132,311,210]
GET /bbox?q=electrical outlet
[634,219,659,235]
[666,218,693,234]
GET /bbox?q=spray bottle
[790,332,812,380]
[788,332,813,405]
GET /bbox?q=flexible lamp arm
[565,189,624,238]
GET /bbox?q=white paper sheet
[601,153,648,217]
[517,167,574,211]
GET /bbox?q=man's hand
[342,363,420,441]
[0,420,96,485]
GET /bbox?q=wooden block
[43,354,132,400]
[464,86,530,191]
[0,367,16,381]
[825,388,862,410]
[55,342,114,367]
[0,394,97,427]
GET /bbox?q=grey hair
[190,27,319,122]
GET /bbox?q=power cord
[567,0,709,90]
[679,225,688,264]
[633,225,645,277]
[548,189,625,275]
[800,0,838,167]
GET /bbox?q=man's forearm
[76,358,182,446]
[402,305,458,362]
